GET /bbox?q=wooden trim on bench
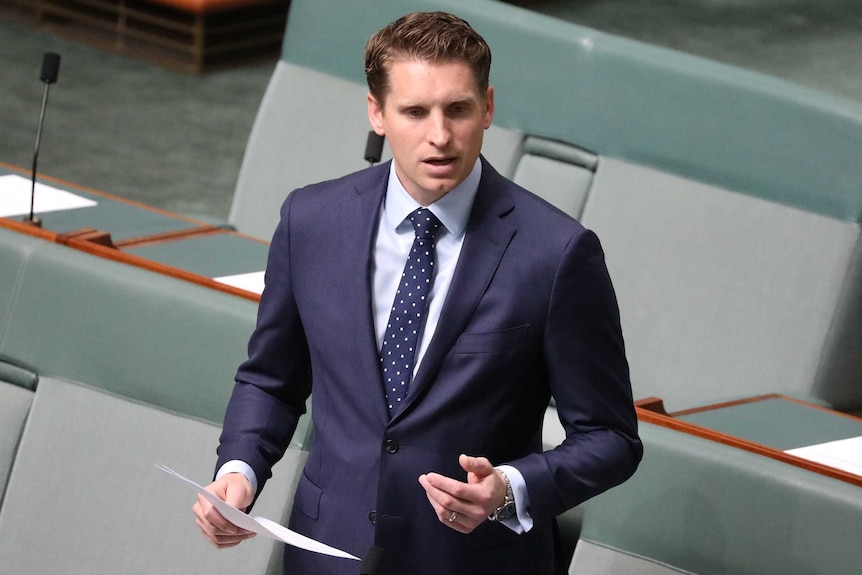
[68,233,262,301]
[1,217,260,302]
[1,163,265,301]
[637,396,862,489]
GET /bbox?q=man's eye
[406,109,425,118]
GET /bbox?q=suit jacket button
[368,511,376,524]
[384,439,399,454]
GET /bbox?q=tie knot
[408,208,442,241]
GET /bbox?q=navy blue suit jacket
[217,158,642,575]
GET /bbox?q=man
[194,11,642,575]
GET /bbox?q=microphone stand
[25,52,61,228]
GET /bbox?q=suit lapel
[343,163,393,423]
[394,159,516,421]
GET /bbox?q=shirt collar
[383,158,481,240]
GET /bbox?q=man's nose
[426,113,451,147]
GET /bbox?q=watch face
[496,501,516,521]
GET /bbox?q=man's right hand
[192,473,257,549]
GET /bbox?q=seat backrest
[512,137,597,220]
[580,158,862,410]
[0,230,257,425]
[0,377,305,575]
[571,421,862,575]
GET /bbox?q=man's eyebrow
[395,96,477,110]
[448,99,475,107]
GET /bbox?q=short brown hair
[365,11,492,105]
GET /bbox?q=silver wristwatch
[488,470,516,522]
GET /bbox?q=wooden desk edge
[1,217,261,303]
[636,397,862,489]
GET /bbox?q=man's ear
[483,86,496,129]
[367,93,385,136]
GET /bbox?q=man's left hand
[418,454,508,534]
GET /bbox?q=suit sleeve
[216,191,312,494]
[513,228,642,519]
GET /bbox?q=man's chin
[409,179,459,204]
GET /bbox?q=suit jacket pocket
[455,324,530,355]
[293,472,323,520]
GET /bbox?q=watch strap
[488,470,516,522]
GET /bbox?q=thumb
[459,454,495,480]
[223,474,255,512]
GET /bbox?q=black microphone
[364,131,385,166]
[359,545,385,575]
[25,52,61,227]
[41,52,61,83]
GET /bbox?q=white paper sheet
[156,464,359,561]
[213,271,265,294]
[784,435,862,477]
[0,174,98,217]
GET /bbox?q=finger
[195,493,238,534]
[435,502,482,535]
[419,474,485,530]
[442,510,473,534]
[194,494,255,537]
[193,498,256,548]
[423,469,500,514]
[421,471,474,502]
[195,515,257,548]
[419,474,462,519]
[419,473,471,509]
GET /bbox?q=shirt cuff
[495,464,533,534]
[216,460,258,494]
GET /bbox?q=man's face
[367,59,495,205]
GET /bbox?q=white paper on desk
[0,174,97,217]
[156,463,359,561]
[213,271,265,294]
[785,435,862,477]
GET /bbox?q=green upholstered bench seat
[570,421,862,575]
[0,377,305,575]
[0,223,314,573]
[580,157,862,412]
[0,226,257,424]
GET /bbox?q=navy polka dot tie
[381,208,443,416]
